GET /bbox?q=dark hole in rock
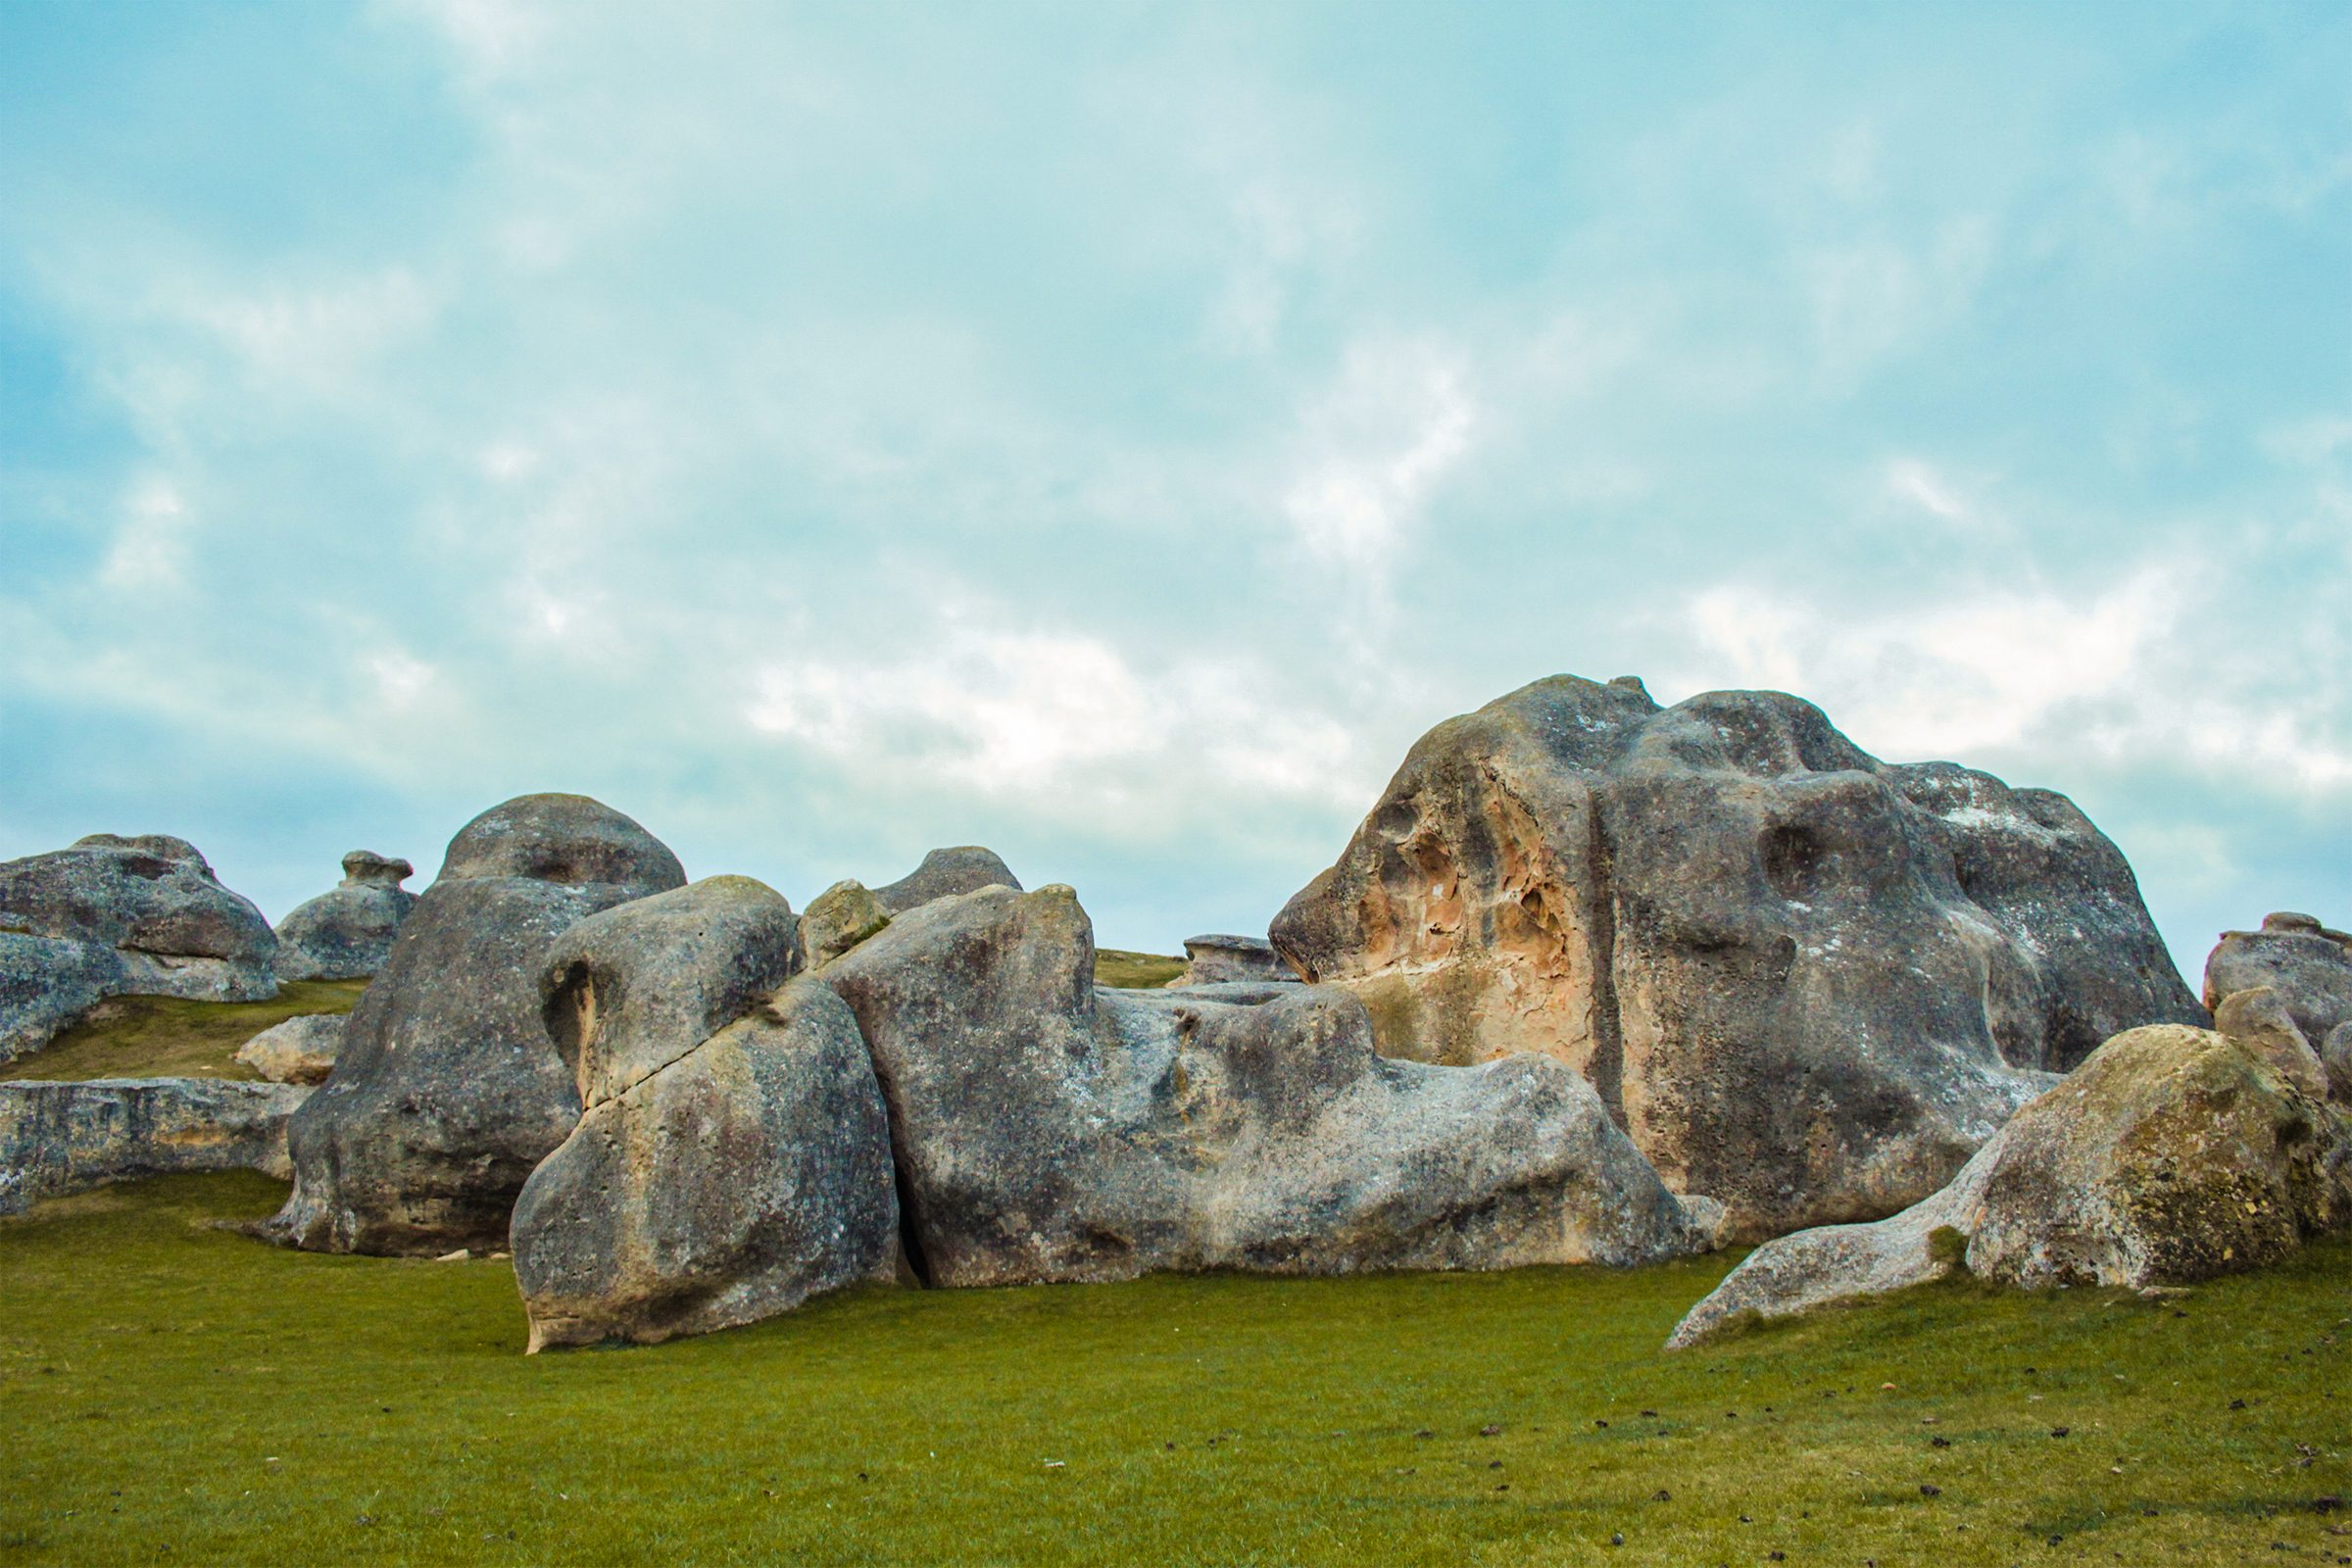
[1760,822,1831,901]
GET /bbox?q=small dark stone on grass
[1608,1533,1624,1546]
[1921,1484,1941,1496]
[1931,1436,1951,1447]
[2051,1427,2070,1438]
[2233,1398,2249,1410]
[1651,1489,1670,1501]
[1414,1430,1433,1440]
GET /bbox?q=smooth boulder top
[872,846,1021,914]
[0,832,275,963]
[539,875,802,1109]
[1667,1025,2352,1348]
[435,793,686,896]
[1270,673,2203,1243]
[2205,912,2352,1052]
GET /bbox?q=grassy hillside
[5,980,368,1083]
[1093,949,1188,989]
[2,1173,2346,1566]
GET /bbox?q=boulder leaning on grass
[512,878,897,1349]
[1666,1025,2352,1348]
[263,794,686,1256]
[818,882,1712,1289]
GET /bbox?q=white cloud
[98,479,193,591]
[1882,457,1975,525]
[1280,339,1475,570]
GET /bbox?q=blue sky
[1,0,2346,975]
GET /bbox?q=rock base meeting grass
[4,980,367,1083]
[2,1172,2347,1566]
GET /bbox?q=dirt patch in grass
[2,1172,2347,1565]
[1094,949,1187,989]
[5,980,368,1083]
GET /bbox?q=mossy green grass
[3,980,368,1083]
[3,1173,2347,1565]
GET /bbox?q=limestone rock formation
[872,846,1020,913]
[2212,986,2329,1099]
[1667,1025,2352,1347]
[818,883,1708,1289]
[2327,1023,2352,1104]
[2205,913,2352,1051]
[271,852,417,980]
[234,1014,347,1086]
[264,795,686,1255]
[0,835,278,1059]
[514,963,896,1350]
[1272,674,2204,1241]
[796,879,893,969]
[0,1077,310,1215]
[1174,934,1298,987]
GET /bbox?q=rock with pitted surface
[872,846,1020,914]
[272,852,418,980]
[0,835,279,1060]
[818,883,1708,1289]
[1667,1024,2352,1347]
[2212,986,2329,1099]
[2327,1023,2352,1104]
[263,795,686,1256]
[2205,913,2352,1053]
[1271,674,2204,1243]
[514,973,896,1350]
[796,879,893,969]
[234,1014,347,1086]
[1175,934,1298,987]
[0,1077,311,1215]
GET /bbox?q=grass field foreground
[2,1173,2348,1566]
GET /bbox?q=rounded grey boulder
[872,846,1020,914]
[0,834,278,1059]
[234,1013,348,1086]
[795,879,893,970]
[265,794,687,1256]
[271,851,418,980]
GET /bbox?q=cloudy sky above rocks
[2,0,2346,969]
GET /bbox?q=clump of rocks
[2205,912,2352,1104]
[272,852,417,980]
[1,834,279,1063]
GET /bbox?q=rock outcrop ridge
[0,1077,310,1215]
[818,883,1709,1289]
[1273,674,2205,1242]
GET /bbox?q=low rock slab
[1667,1025,2352,1348]
[819,884,1709,1289]
[0,1077,310,1215]
[1174,934,1298,987]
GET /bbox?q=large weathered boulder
[1272,675,2204,1241]
[796,879,893,969]
[819,883,1707,1289]
[0,1077,311,1215]
[263,795,686,1256]
[514,976,897,1351]
[2327,1023,2352,1104]
[872,846,1020,914]
[1667,1025,2352,1347]
[2205,913,2352,1051]
[1175,934,1298,987]
[0,835,278,1059]
[271,852,417,980]
[234,1014,347,1086]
